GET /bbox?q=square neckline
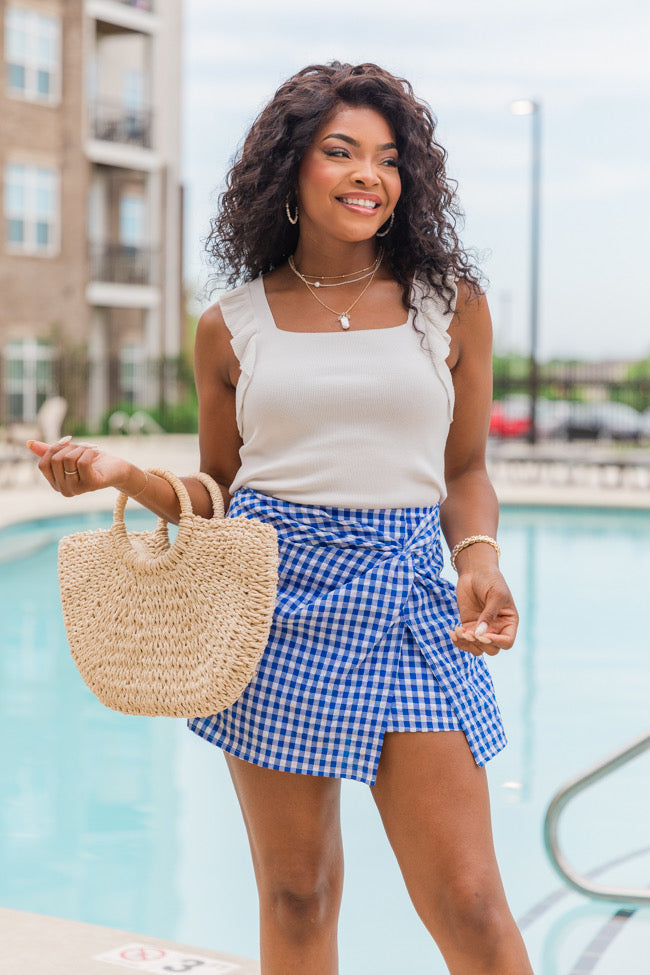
[254,276,412,335]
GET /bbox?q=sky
[181,0,650,361]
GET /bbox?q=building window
[4,163,60,255]
[123,69,145,112]
[3,338,55,423]
[119,344,145,406]
[5,7,61,104]
[119,194,145,247]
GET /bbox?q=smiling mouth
[338,197,380,210]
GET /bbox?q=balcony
[89,243,155,285]
[86,0,157,35]
[89,101,152,149]
[117,0,153,9]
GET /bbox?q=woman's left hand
[450,564,519,657]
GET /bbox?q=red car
[489,401,531,438]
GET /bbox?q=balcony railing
[89,243,156,286]
[89,101,152,149]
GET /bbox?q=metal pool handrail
[544,728,650,906]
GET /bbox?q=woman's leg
[224,754,344,975]
[371,731,533,975]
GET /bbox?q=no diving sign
[94,943,242,973]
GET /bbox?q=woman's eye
[322,149,399,167]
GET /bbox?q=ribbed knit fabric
[224,276,456,509]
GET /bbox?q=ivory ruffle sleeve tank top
[223,276,456,509]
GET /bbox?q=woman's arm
[440,282,518,657]
[29,303,243,526]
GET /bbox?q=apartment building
[0,0,183,432]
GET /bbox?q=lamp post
[510,99,541,445]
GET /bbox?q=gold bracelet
[450,534,500,572]
[131,469,149,501]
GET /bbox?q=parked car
[560,401,644,442]
[640,407,650,439]
[490,397,644,442]
[489,397,572,440]
[535,399,573,439]
[489,399,530,438]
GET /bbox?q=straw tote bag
[58,469,279,717]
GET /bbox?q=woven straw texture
[58,469,279,717]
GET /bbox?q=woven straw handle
[194,471,226,519]
[112,468,227,568]
[114,468,227,523]
[114,467,194,524]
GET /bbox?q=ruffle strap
[219,282,259,436]
[412,276,457,422]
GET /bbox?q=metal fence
[492,359,650,444]
[0,354,196,436]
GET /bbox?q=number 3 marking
[163,961,205,973]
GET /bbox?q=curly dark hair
[205,61,482,310]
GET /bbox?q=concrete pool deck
[1,435,649,530]
[0,436,201,529]
[0,907,260,974]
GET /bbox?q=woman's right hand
[27,437,135,498]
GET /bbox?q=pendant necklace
[288,251,383,330]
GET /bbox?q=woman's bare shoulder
[194,301,239,385]
[197,300,227,332]
[196,299,239,353]
[447,280,491,369]
[454,278,488,319]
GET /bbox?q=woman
[31,63,533,974]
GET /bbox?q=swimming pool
[1,505,649,974]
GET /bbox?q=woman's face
[296,104,401,244]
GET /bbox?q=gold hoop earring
[376,211,394,237]
[285,197,299,225]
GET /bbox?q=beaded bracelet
[450,534,500,572]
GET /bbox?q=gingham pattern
[189,489,506,785]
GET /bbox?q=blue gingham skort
[189,489,506,785]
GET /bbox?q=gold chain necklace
[288,252,383,330]
[297,254,381,286]
[298,266,380,288]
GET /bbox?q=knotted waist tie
[217,488,506,778]
[233,491,459,681]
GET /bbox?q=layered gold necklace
[288,250,383,330]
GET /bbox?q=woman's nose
[352,161,379,185]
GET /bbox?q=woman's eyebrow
[322,133,398,151]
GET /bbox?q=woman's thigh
[371,731,512,935]
[224,753,344,892]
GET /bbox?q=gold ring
[63,468,79,476]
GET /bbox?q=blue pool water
[1,505,649,974]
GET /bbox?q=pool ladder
[544,728,650,906]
